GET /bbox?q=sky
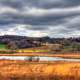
[0,0,80,38]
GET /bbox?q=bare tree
[7,41,18,50]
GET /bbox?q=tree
[7,41,18,50]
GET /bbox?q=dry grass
[0,60,80,80]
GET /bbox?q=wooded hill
[0,35,80,52]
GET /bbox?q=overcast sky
[0,0,80,38]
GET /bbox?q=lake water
[0,56,80,62]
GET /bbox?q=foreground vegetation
[0,60,80,80]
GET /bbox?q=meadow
[0,44,80,80]
[0,60,80,80]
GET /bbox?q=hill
[0,35,80,52]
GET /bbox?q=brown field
[0,60,80,80]
[0,52,80,58]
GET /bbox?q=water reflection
[0,56,80,62]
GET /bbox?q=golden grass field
[0,60,80,80]
[0,47,80,80]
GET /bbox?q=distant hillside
[0,35,80,51]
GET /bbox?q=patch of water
[0,56,80,62]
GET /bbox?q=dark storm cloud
[65,16,80,30]
[0,7,80,26]
[1,0,80,8]
[0,0,80,37]
[0,0,62,9]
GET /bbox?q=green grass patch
[0,43,7,49]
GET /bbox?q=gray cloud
[0,0,80,37]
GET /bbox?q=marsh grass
[1,75,80,80]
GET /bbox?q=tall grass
[0,75,80,80]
